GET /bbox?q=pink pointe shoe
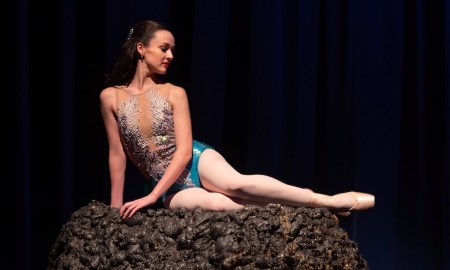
[330,192,375,216]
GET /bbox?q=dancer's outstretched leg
[197,149,375,213]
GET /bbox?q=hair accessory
[127,28,134,39]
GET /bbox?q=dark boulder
[48,200,369,269]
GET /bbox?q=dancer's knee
[226,177,247,192]
[206,194,243,211]
[202,175,246,194]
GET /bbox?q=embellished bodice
[116,85,177,182]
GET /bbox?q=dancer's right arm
[100,87,127,209]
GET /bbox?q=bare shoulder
[166,83,187,101]
[100,87,116,99]
[99,87,118,110]
[100,87,117,102]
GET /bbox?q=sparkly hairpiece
[127,28,134,39]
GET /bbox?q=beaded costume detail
[116,85,196,196]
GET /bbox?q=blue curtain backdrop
[10,0,450,269]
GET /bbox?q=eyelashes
[160,46,175,54]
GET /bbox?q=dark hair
[104,20,170,87]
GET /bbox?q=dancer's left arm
[149,85,193,198]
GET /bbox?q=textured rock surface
[48,200,369,269]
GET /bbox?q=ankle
[309,193,332,208]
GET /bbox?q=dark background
[7,0,449,269]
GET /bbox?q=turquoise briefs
[144,140,213,200]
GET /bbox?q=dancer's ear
[137,42,145,54]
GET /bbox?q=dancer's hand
[120,194,158,219]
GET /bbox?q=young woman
[100,20,375,219]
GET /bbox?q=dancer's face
[142,30,175,75]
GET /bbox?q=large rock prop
[48,200,369,269]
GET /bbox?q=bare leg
[164,187,267,210]
[197,149,316,206]
[197,149,375,213]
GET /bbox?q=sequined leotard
[116,84,212,200]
